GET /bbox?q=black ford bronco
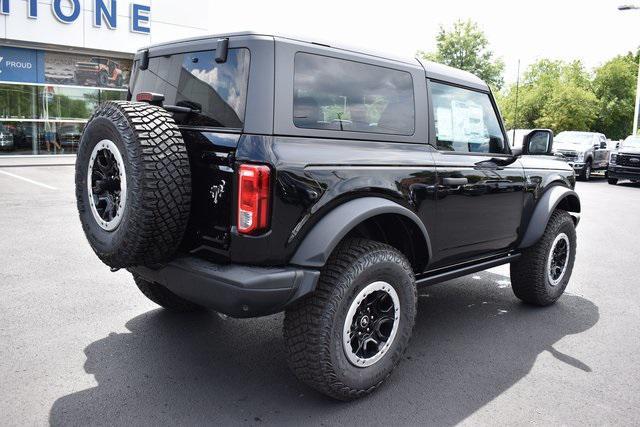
[75,32,580,400]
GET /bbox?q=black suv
[75,32,580,400]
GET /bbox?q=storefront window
[0,87,126,155]
[0,47,132,156]
[99,90,128,103]
[0,84,39,119]
[0,121,85,155]
[41,86,100,120]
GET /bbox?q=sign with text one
[0,0,151,34]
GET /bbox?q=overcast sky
[209,0,639,84]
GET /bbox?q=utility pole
[618,4,640,135]
[512,59,521,146]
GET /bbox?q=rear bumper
[129,257,320,318]
[608,166,640,180]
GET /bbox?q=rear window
[132,48,250,128]
[293,53,415,135]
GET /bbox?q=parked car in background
[608,135,640,185]
[552,131,610,180]
[58,123,83,153]
[74,57,124,87]
[0,124,14,151]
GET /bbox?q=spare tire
[75,101,191,268]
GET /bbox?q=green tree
[593,52,639,139]
[498,59,598,133]
[418,20,505,89]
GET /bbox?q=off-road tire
[510,210,576,306]
[133,275,203,312]
[283,238,417,401]
[608,178,618,185]
[98,71,109,87]
[75,101,191,268]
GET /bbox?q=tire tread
[283,238,416,400]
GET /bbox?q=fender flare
[518,186,580,249]
[290,197,432,268]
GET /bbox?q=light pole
[619,4,640,135]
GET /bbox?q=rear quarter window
[293,53,415,136]
[132,48,250,128]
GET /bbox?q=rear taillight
[237,164,271,234]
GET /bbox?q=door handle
[443,177,468,186]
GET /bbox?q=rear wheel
[133,275,203,312]
[283,238,417,400]
[510,210,576,306]
[608,178,618,185]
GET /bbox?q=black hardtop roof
[140,31,488,91]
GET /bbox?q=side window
[293,53,415,135]
[430,81,506,154]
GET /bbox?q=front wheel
[510,210,576,306]
[283,238,417,400]
[608,178,618,185]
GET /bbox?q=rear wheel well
[345,213,428,272]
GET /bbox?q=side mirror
[522,129,553,155]
[600,141,607,149]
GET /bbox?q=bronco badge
[209,180,226,205]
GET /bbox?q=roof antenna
[512,59,520,146]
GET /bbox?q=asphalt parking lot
[1,165,639,426]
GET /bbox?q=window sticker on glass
[435,107,453,141]
[431,81,505,154]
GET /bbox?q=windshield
[622,136,640,149]
[555,132,594,145]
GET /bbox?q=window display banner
[0,46,132,88]
[0,46,44,84]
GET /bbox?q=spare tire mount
[87,139,127,231]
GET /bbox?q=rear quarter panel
[230,135,437,265]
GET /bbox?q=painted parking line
[0,169,58,190]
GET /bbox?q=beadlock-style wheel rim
[87,139,127,231]
[547,232,570,287]
[343,281,400,368]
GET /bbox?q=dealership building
[0,0,209,158]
